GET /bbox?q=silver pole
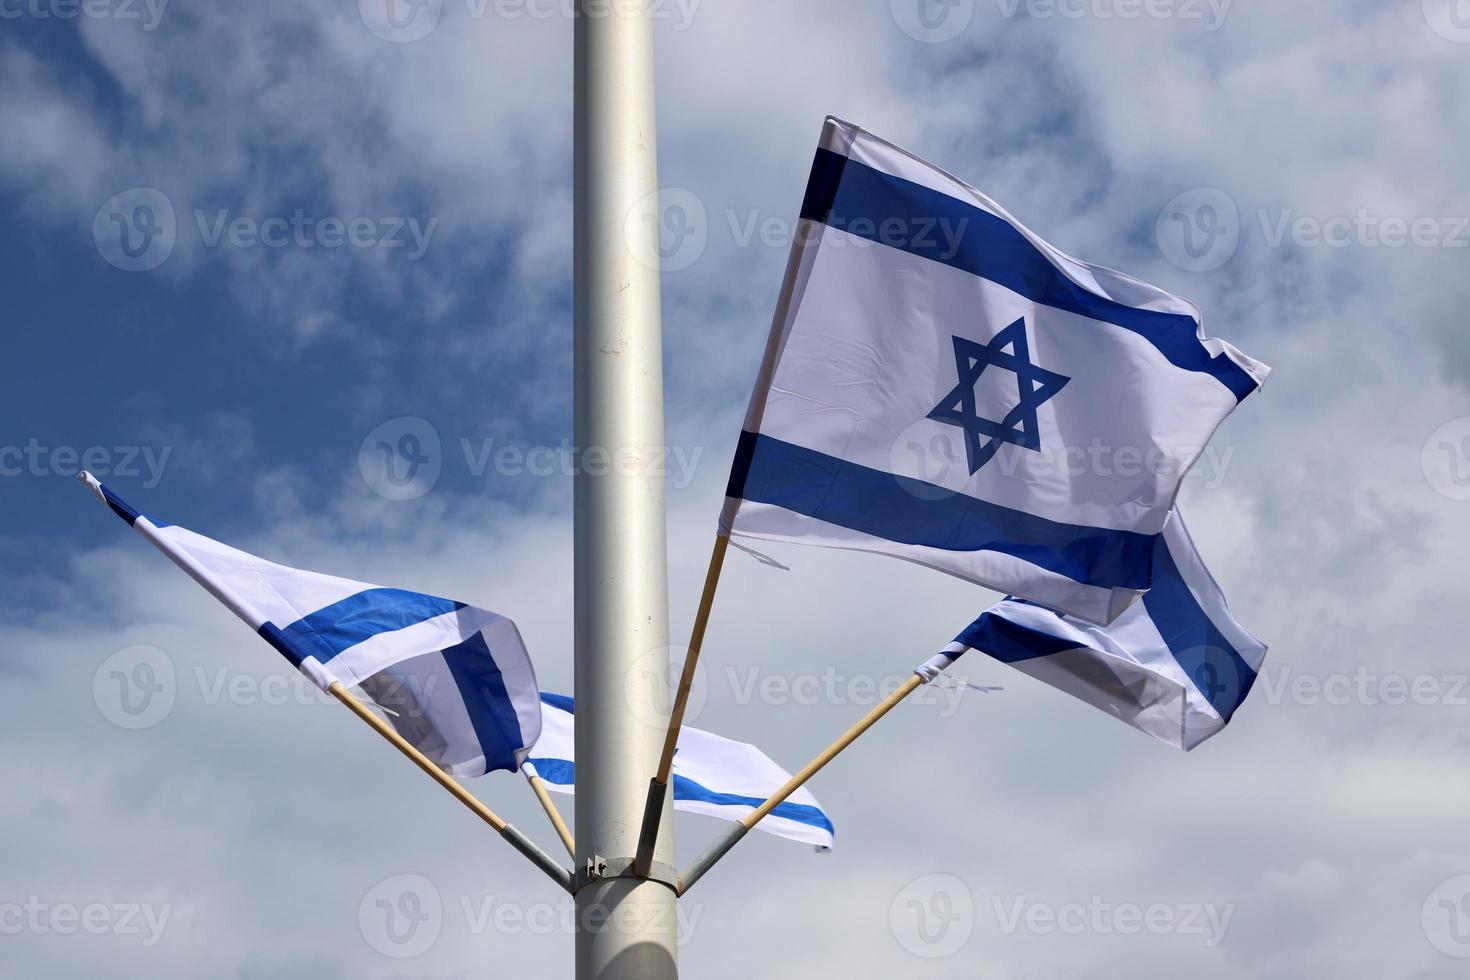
[573,3,679,978]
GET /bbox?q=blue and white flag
[80,472,542,777]
[935,510,1266,750]
[722,117,1269,624]
[526,694,835,850]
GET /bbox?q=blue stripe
[954,607,1082,664]
[440,632,527,774]
[800,149,1259,402]
[727,432,1157,591]
[671,773,834,837]
[539,691,575,714]
[258,621,305,668]
[276,588,464,665]
[523,758,834,837]
[100,483,140,526]
[1140,537,1258,721]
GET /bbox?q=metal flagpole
[326,683,573,893]
[573,1,680,977]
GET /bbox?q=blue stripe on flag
[671,773,835,837]
[528,757,575,786]
[100,483,140,526]
[799,149,1259,402]
[439,631,528,774]
[539,691,576,714]
[727,432,1157,590]
[523,758,835,836]
[1141,539,1259,721]
[953,606,1083,663]
[257,621,305,668]
[276,589,465,664]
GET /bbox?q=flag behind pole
[527,694,835,850]
[939,510,1266,750]
[722,117,1269,625]
[80,472,542,776]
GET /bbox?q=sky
[3,0,1470,976]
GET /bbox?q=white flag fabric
[81,472,541,777]
[526,694,835,850]
[936,510,1266,750]
[722,117,1269,625]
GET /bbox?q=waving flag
[723,117,1269,624]
[935,510,1266,750]
[80,472,541,776]
[527,694,835,850]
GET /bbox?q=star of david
[926,317,1071,475]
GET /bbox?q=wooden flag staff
[675,656,952,896]
[523,765,577,859]
[327,682,574,894]
[634,532,731,876]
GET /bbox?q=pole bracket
[573,855,679,894]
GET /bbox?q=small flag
[723,117,1269,624]
[80,472,541,776]
[527,694,835,850]
[937,510,1266,750]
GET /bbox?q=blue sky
[4,2,1470,978]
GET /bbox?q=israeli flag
[723,117,1269,624]
[526,694,835,851]
[80,472,541,776]
[937,510,1266,750]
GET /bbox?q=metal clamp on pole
[573,855,680,894]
